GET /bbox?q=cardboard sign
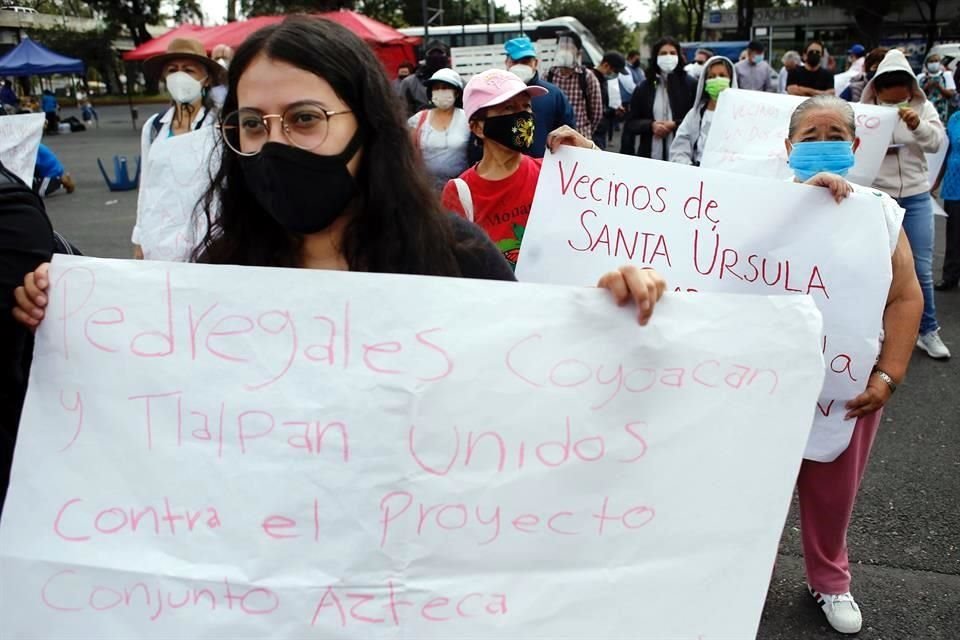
[0,112,45,184]
[0,255,825,639]
[517,147,897,462]
[135,126,218,261]
[701,88,897,185]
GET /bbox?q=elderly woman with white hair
[778,50,802,93]
[783,94,923,634]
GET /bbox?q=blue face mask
[788,140,856,181]
[754,53,765,64]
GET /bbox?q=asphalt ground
[33,105,960,639]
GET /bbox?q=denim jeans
[898,192,939,335]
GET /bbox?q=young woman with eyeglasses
[13,17,666,335]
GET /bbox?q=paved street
[38,105,960,639]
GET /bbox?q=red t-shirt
[441,155,542,269]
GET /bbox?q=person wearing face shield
[407,68,470,191]
[861,49,949,359]
[787,40,835,97]
[545,30,603,140]
[400,40,451,116]
[623,37,696,159]
[133,38,223,261]
[503,36,575,158]
[917,53,956,124]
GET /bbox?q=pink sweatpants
[796,409,882,594]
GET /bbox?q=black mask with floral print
[482,111,535,152]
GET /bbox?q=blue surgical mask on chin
[788,141,856,181]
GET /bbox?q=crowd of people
[1,16,958,637]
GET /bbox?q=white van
[927,43,960,70]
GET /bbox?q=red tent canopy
[123,11,418,71]
[121,23,207,62]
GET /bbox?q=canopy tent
[122,12,418,71]
[0,37,85,77]
[118,23,208,63]
[123,11,418,71]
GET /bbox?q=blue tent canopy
[0,37,84,77]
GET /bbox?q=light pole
[658,0,664,38]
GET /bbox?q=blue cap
[504,37,537,61]
[848,44,865,56]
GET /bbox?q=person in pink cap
[441,68,596,269]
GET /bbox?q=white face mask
[657,54,679,73]
[431,89,456,110]
[927,61,941,73]
[165,71,205,104]
[554,49,578,69]
[509,63,536,83]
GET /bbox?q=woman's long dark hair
[646,37,686,83]
[195,16,461,276]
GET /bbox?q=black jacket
[0,160,54,514]
[623,71,696,158]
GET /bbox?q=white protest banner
[0,112,46,185]
[701,88,897,186]
[136,126,218,261]
[517,147,894,462]
[834,69,857,96]
[0,255,825,639]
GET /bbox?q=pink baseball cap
[463,69,548,121]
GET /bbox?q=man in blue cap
[503,36,576,158]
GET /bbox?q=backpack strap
[148,113,163,144]
[452,178,474,222]
[578,70,595,125]
[413,110,429,151]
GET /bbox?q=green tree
[358,0,407,26]
[241,0,353,17]
[532,0,630,50]
[833,0,905,47]
[645,0,689,44]
[18,0,94,17]
[174,0,204,23]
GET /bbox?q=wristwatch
[871,367,897,394]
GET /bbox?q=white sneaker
[808,586,862,634]
[917,330,951,359]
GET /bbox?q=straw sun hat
[143,37,225,83]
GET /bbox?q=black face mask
[630,60,641,69]
[482,111,535,152]
[866,70,876,81]
[806,51,822,67]
[239,132,363,235]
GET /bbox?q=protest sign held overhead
[700,88,897,185]
[517,146,897,462]
[1,255,825,639]
[0,112,46,185]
